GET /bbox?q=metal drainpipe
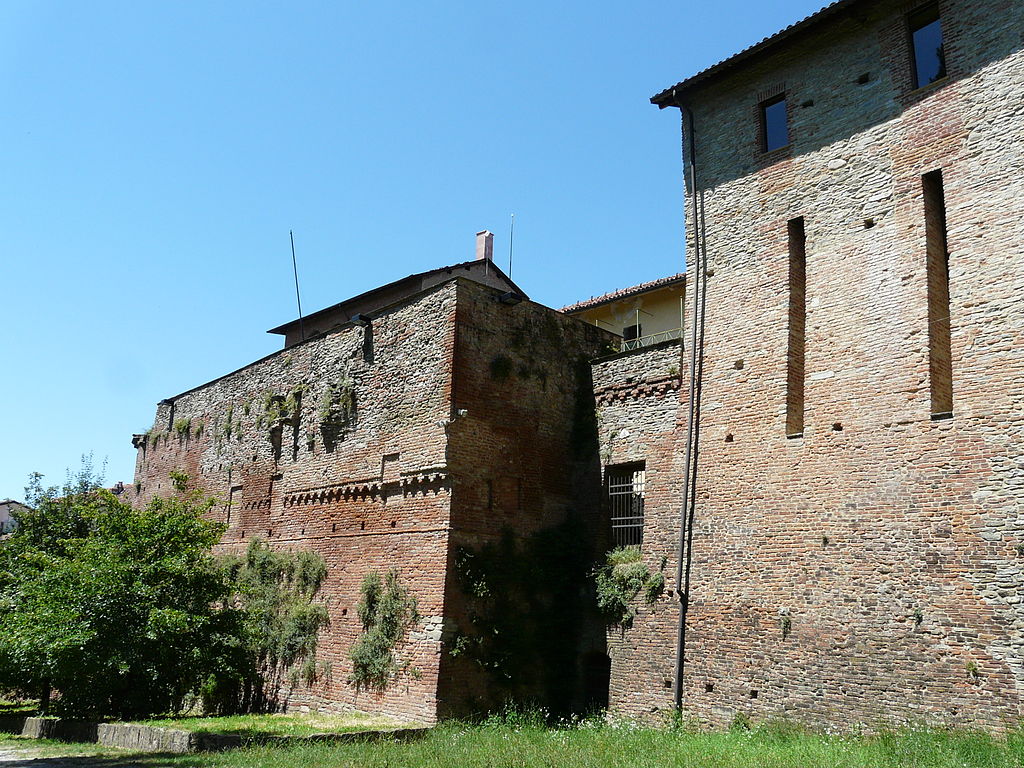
[672,93,710,711]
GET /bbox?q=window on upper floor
[909,4,946,89]
[623,324,642,341]
[761,95,788,152]
[607,462,645,548]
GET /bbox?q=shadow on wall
[445,514,609,718]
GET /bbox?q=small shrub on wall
[205,539,329,714]
[592,546,664,629]
[350,570,418,690]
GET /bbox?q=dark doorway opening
[582,651,611,712]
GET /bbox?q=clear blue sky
[1,0,827,500]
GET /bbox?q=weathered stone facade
[130,277,614,723]
[604,0,1024,729]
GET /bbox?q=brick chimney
[475,230,494,262]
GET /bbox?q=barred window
[607,462,645,548]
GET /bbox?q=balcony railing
[621,327,683,351]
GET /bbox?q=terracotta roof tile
[651,0,861,106]
[561,273,685,314]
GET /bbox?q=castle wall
[437,280,616,716]
[630,0,1024,729]
[131,281,459,723]
[592,340,685,719]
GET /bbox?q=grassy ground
[133,710,412,736]
[3,718,1024,768]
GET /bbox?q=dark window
[786,217,806,437]
[923,169,953,417]
[623,324,641,341]
[761,95,788,152]
[909,4,946,88]
[607,463,645,548]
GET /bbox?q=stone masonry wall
[131,281,460,723]
[437,280,617,716]
[592,340,685,719]
[633,0,1024,729]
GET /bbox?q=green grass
[0,699,38,715]
[3,718,1024,767]
[133,710,414,737]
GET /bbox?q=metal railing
[621,327,683,351]
[608,467,645,548]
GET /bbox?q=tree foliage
[0,465,329,719]
[0,467,241,718]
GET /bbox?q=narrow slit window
[923,169,953,417]
[909,4,946,89]
[786,217,806,437]
[607,463,645,548]
[761,95,788,152]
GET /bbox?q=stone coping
[0,715,428,754]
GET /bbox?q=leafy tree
[0,467,243,718]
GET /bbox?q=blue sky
[1,0,827,499]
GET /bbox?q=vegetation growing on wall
[173,418,192,441]
[449,517,595,714]
[592,547,665,629]
[206,539,329,714]
[349,570,418,690]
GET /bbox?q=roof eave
[650,0,864,109]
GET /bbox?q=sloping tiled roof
[561,273,685,314]
[651,0,862,106]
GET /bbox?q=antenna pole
[290,230,306,342]
[508,213,515,277]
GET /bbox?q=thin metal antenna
[290,230,306,342]
[508,213,515,277]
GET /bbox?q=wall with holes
[630,0,1024,730]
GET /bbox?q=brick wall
[132,281,459,723]
[592,340,685,718]
[131,277,619,722]
[438,279,616,716]
[631,0,1024,729]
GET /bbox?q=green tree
[0,468,245,718]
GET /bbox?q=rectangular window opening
[607,462,645,548]
[909,4,946,89]
[623,324,642,341]
[761,95,788,152]
[786,217,806,437]
[923,169,953,417]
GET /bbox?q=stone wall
[437,280,616,716]
[592,340,685,719]
[131,280,460,723]
[631,0,1024,729]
